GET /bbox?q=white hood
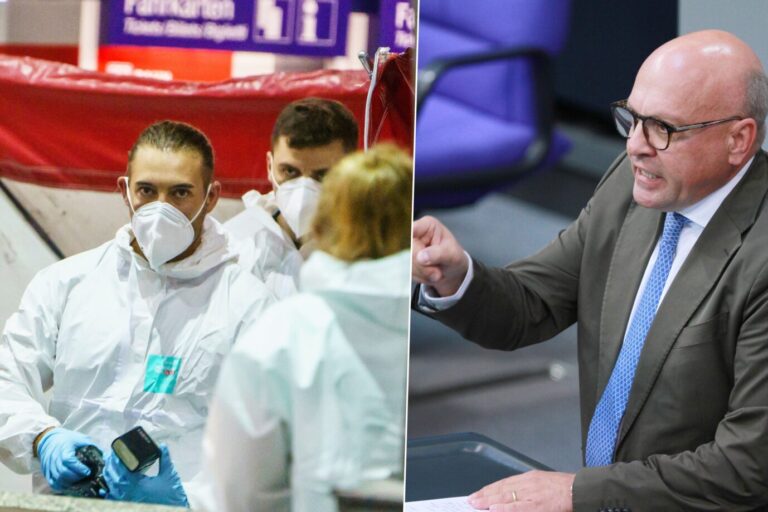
[300,250,411,321]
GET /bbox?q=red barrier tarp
[0,54,411,197]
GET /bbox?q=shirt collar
[678,156,754,229]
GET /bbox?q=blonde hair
[312,144,412,262]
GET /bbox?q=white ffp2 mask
[123,177,210,270]
[274,176,322,240]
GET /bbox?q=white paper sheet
[405,496,477,511]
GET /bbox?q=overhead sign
[101,0,351,56]
[378,0,414,52]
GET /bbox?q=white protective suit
[224,190,312,299]
[0,217,274,507]
[203,249,410,512]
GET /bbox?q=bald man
[412,30,768,511]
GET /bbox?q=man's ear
[727,118,758,166]
[117,175,130,207]
[266,151,274,174]
[204,181,222,214]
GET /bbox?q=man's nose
[626,120,656,157]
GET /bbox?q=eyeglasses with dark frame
[610,100,744,150]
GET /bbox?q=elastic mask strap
[122,177,137,214]
[189,184,212,225]
[267,153,279,191]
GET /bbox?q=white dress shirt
[420,157,754,320]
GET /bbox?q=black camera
[60,445,109,498]
[57,427,160,498]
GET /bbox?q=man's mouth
[635,166,660,181]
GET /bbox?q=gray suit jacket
[424,150,768,511]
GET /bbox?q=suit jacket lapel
[615,152,768,450]
[596,202,661,403]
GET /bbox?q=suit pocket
[645,311,731,451]
[672,311,728,349]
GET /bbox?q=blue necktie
[585,212,688,466]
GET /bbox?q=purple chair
[416,0,573,210]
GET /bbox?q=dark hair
[128,120,214,185]
[271,98,359,153]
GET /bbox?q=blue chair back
[416,0,572,210]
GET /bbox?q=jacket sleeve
[426,200,590,351]
[0,267,63,473]
[573,259,768,512]
[424,153,627,352]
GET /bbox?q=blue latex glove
[37,428,96,492]
[103,443,189,507]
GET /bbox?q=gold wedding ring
[512,490,518,502]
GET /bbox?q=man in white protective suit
[224,97,359,299]
[0,120,273,507]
